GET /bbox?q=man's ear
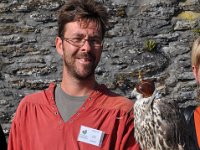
[55,36,63,56]
[192,65,198,81]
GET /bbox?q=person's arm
[8,103,23,150]
[183,106,200,150]
[0,124,7,150]
[119,110,141,150]
[193,106,200,149]
[8,118,23,150]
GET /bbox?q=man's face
[59,21,103,80]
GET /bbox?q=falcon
[131,80,190,150]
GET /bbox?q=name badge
[78,125,105,147]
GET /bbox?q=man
[8,0,140,149]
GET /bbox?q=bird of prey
[131,80,190,150]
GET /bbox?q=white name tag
[78,125,105,147]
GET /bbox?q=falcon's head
[131,79,155,99]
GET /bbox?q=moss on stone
[116,6,126,17]
[0,7,10,13]
[192,28,200,34]
[177,11,200,21]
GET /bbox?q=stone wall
[0,0,200,137]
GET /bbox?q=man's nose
[81,39,92,52]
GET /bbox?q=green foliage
[144,39,157,52]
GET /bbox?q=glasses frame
[62,37,103,48]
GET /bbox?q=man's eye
[91,38,101,43]
[72,38,82,42]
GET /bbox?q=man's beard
[63,52,97,80]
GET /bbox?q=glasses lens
[64,38,102,48]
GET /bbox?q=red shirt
[8,83,140,150]
[194,106,200,148]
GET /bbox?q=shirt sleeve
[119,110,141,150]
[8,103,23,150]
[194,106,200,149]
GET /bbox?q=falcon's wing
[133,88,191,150]
[153,96,190,150]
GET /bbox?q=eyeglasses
[63,37,103,48]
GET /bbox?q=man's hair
[192,37,200,66]
[57,0,109,38]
